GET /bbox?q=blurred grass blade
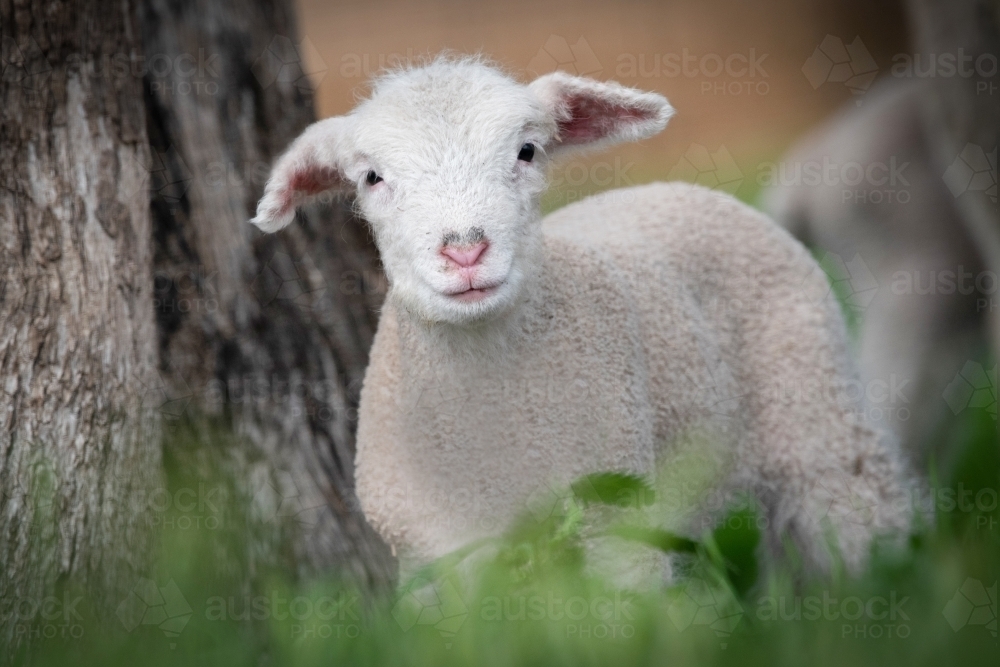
[571,472,655,508]
[609,525,699,554]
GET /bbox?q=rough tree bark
[137,0,393,588]
[0,0,160,648]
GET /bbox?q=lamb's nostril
[441,241,488,268]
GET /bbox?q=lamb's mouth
[445,282,504,303]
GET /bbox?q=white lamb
[251,56,913,585]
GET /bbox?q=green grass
[6,401,998,667]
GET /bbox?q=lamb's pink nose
[441,242,488,268]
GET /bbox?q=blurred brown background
[296,0,909,204]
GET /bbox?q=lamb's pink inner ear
[275,163,344,216]
[288,164,342,198]
[252,116,351,232]
[531,73,672,153]
[559,92,656,145]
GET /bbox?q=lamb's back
[542,181,822,323]
[542,181,861,473]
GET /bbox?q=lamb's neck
[394,285,546,367]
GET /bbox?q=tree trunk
[0,0,160,649]
[137,0,393,588]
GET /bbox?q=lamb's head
[251,57,673,325]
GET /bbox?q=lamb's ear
[251,116,352,233]
[528,72,673,155]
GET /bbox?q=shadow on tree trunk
[137,0,394,591]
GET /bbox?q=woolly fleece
[356,181,913,581]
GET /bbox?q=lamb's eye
[366,170,383,186]
[517,143,535,162]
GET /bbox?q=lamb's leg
[735,240,915,575]
[762,431,912,574]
